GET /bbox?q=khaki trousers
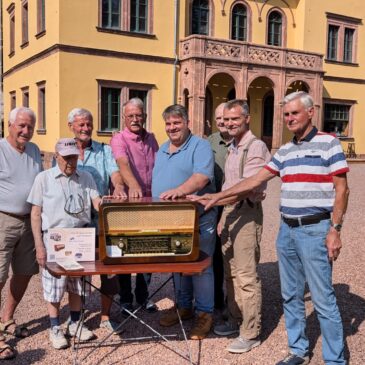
[221,200,263,339]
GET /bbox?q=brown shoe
[159,308,194,327]
[190,312,213,340]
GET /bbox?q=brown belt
[0,210,30,220]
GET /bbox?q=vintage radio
[98,198,200,264]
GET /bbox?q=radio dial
[118,239,125,249]
[175,240,181,247]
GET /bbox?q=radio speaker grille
[104,205,195,231]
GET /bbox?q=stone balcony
[180,35,323,73]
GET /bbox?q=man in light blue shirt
[68,108,126,333]
[152,104,217,340]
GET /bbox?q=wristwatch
[332,223,342,232]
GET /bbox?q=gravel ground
[1,164,364,365]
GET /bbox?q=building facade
[2,0,364,157]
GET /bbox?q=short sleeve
[265,151,280,176]
[103,144,119,177]
[27,172,44,207]
[192,139,214,182]
[110,133,128,160]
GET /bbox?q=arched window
[192,0,209,35]
[267,10,282,46]
[231,3,247,41]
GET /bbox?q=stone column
[271,73,285,153]
[188,59,206,136]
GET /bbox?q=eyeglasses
[64,194,85,216]
[124,114,144,120]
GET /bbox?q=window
[22,87,29,107]
[101,87,120,131]
[98,0,153,35]
[21,1,28,46]
[130,0,148,33]
[129,89,148,108]
[192,0,209,35]
[101,0,120,29]
[7,4,15,56]
[344,28,354,63]
[267,11,282,46]
[10,91,16,110]
[37,82,46,132]
[98,81,152,133]
[326,13,359,64]
[323,102,354,138]
[327,25,339,60]
[37,0,45,34]
[231,3,247,41]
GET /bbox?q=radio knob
[175,240,181,247]
[119,239,125,249]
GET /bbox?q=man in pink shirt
[213,100,271,354]
[110,98,159,312]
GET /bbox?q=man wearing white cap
[27,138,101,350]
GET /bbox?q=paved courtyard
[1,164,364,365]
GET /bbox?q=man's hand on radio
[128,184,143,198]
[187,193,220,210]
[113,184,128,199]
[160,188,186,200]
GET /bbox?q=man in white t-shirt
[0,107,42,360]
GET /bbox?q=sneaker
[276,353,310,365]
[159,307,194,327]
[66,321,95,341]
[99,319,123,335]
[190,312,213,340]
[227,336,261,353]
[214,321,239,336]
[143,300,158,313]
[49,326,68,350]
[120,303,134,317]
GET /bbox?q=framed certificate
[45,228,95,262]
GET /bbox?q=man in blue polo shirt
[191,91,349,365]
[152,104,217,340]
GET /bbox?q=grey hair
[9,107,36,124]
[224,99,250,115]
[68,108,93,124]
[162,104,189,122]
[282,91,314,109]
[122,98,145,114]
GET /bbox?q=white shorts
[42,268,91,303]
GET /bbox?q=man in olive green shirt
[208,102,231,310]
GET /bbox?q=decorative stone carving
[248,47,281,64]
[205,41,241,58]
[286,53,316,68]
[182,41,190,56]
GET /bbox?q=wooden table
[46,252,211,365]
[47,251,211,277]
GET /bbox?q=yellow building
[2,0,364,158]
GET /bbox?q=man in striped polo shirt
[190,91,349,365]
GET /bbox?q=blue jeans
[175,211,216,313]
[276,219,346,365]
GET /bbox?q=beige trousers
[220,200,263,339]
